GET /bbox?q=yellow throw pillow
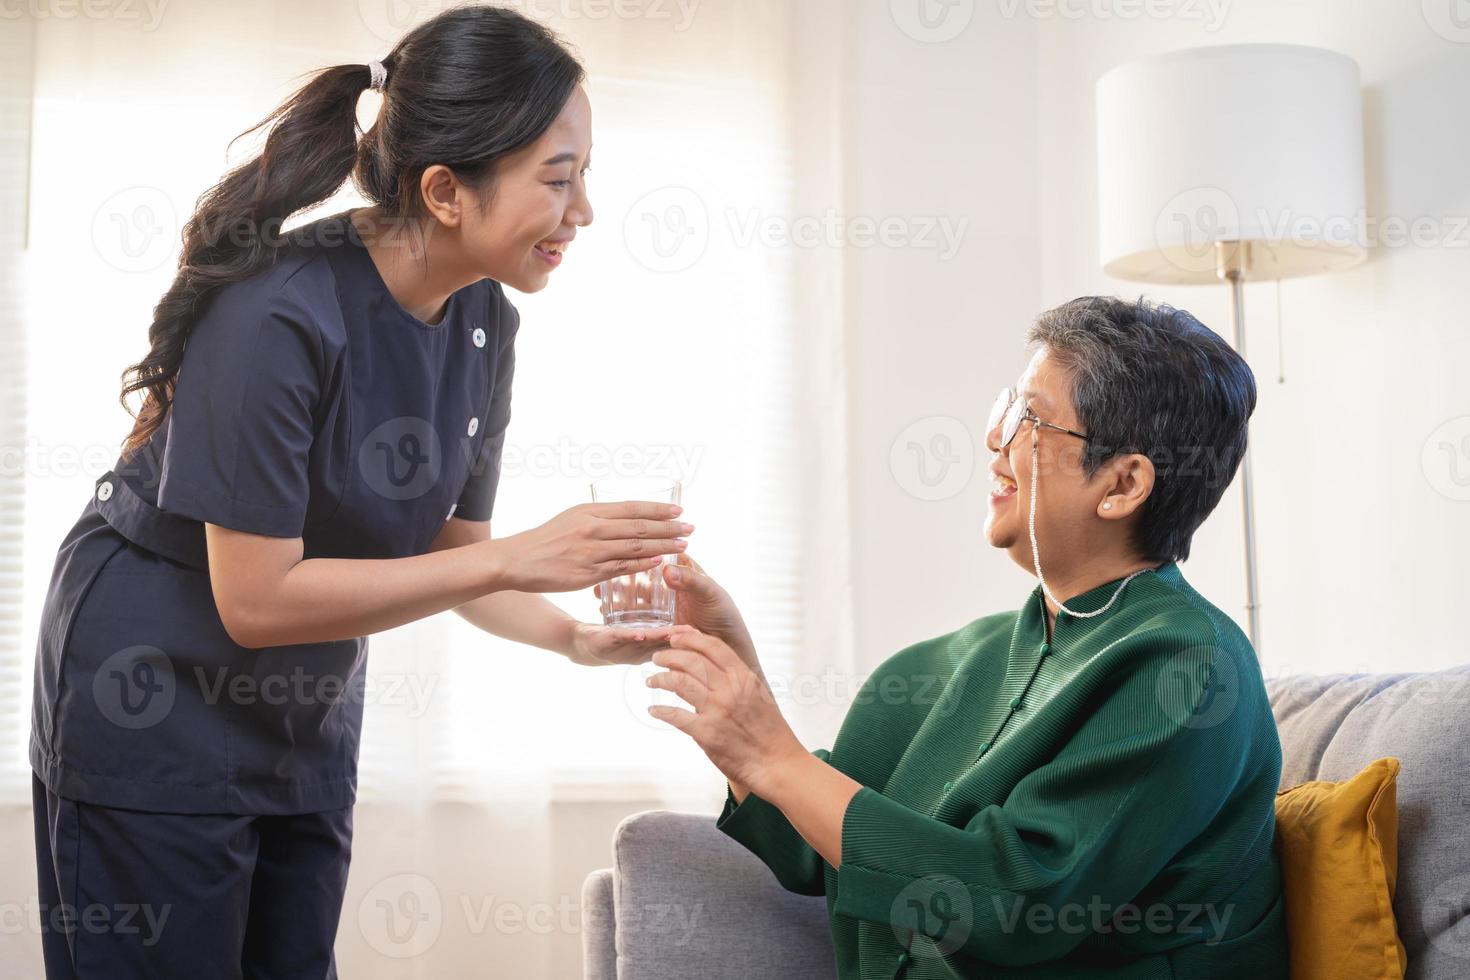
[1274,757,1407,980]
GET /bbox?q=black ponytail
[119,5,584,460]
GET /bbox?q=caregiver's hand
[644,626,805,797]
[490,502,691,593]
[564,621,677,667]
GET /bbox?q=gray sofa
[582,668,1470,979]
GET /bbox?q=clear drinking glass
[590,478,683,629]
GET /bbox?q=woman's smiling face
[460,84,595,293]
[984,346,1139,574]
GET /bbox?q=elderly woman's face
[984,347,1111,570]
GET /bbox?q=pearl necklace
[928,438,1160,828]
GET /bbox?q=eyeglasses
[987,387,1090,450]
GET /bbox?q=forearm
[232,539,503,648]
[759,750,863,869]
[452,588,579,656]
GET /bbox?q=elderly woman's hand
[645,625,805,795]
[664,555,761,670]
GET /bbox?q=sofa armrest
[586,809,836,980]
[582,867,617,980]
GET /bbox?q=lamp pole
[1216,240,1262,652]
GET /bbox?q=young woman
[28,7,691,977]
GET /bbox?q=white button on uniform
[467,417,479,437]
[472,327,486,348]
[97,480,114,502]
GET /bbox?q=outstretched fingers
[668,626,743,674]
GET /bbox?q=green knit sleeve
[830,637,1273,967]
[716,748,833,897]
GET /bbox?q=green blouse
[717,560,1289,979]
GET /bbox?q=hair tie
[367,60,388,92]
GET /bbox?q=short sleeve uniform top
[29,208,518,814]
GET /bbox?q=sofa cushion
[1275,757,1407,979]
[1268,668,1470,980]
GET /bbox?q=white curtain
[1,13,34,808]
[4,1,853,975]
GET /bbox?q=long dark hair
[118,5,584,461]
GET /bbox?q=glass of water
[590,478,683,629]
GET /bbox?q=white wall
[842,0,1470,683]
[1031,1,1470,679]
[840,1,1045,677]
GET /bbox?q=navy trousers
[31,774,353,979]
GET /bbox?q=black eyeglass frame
[988,387,1091,450]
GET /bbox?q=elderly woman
[647,296,1288,979]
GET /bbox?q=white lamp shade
[1096,44,1367,284]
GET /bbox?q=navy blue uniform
[28,209,517,977]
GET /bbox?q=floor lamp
[1094,44,1367,653]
